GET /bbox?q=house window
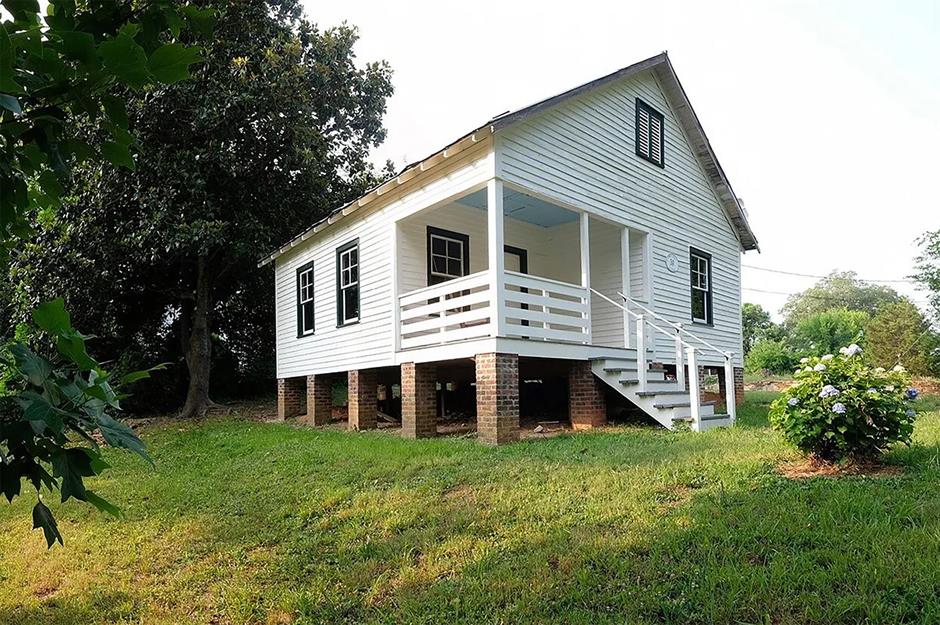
[427,226,470,285]
[636,99,665,167]
[690,249,712,324]
[296,261,315,337]
[336,240,359,326]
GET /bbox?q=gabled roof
[260,52,758,266]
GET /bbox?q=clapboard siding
[274,143,494,378]
[589,219,625,347]
[498,70,743,366]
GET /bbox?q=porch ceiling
[455,189,578,228]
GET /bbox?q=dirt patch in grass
[778,457,903,479]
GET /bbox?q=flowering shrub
[769,344,918,461]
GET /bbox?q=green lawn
[2,392,940,625]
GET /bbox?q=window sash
[296,264,315,336]
[337,242,360,325]
[429,234,465,280]
[690,252,711,323]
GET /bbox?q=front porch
[392,179,652,356]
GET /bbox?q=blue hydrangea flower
[832,403,846,414]
[907,388,919,400]
[906,408,916,418]
[845,344,862,356]
[867,388,878,394]
[819,385,840,398]
[787,397,799,407]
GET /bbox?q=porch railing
[591,289,737,429]
[398,270,589,350]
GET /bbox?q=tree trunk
[180,255,214,418]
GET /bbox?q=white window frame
[690,250,711,324]
[337,241,359,326]
[297,262,315,337]
[429,233,466,282]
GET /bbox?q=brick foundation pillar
[401,362,437,439]
[476,353,519,445]
[348,369,378,430]
[306,374,332,426]
[715,366,745,407]
[568,361,607,429]
[277,377,305,420]
[684,364,707,403]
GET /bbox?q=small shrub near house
[745,339,796,374]
[769,344,919,461]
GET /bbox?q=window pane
[432,255,447,274]
[302,301,315,332]
[350,248,358,265]
[350,265,358,284]
[447,240,462,258]
[344,286,359,320]
[448,258,462,277]
[432,237,446,255]
[692,290,705,321]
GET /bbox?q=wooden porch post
[579,212,592,345]
[487,179,506,338]
[391,220,400,352]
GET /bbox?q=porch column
[276,377,305,421]
[569,360,607,429]
[620,227,631,348]
[390,220,400,352]
[401,362,437,439]
[487,179,506,337]
[579,212,592,344]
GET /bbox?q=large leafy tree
[11,0,394,417]
[866,299,939,375]
[790,308,869,357]
[741,302,784,356]
[1,0,207,545]
[912,229,940,323]
[781,271,900,328]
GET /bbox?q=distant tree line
[744,263,940,378]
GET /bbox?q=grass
[2,394,940,625]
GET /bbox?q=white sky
[304,0,939,320]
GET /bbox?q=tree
[790,308,869,357]
[866,299,939,375]
[912,229,940,323]
[10,1,394,418]
[1,0,207,545]
[742,302,784,356]
[745,339,796,375]
[781,271,900,328]
[0,0,209,260]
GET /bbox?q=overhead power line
[742,264,915,284]
[742,286,930,304]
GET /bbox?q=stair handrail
[591,288,738,428]
[617,292,729,359]
[591,289,693,349]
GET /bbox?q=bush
[791,308,869,357]
[745,339,796,374]
[769,344,919,461]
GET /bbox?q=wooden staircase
[591,353,732,431]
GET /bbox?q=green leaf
[97,414,151,465]
[101,141,135,171]
[56,330,98,371]
[98,35,150,88]
[2,0,40,21]
[17,390,65,433]
[32,500,63,548]
[181,6,215,38]
[52,448,97,503]
[0,93,22,114]
[101,95,129,128]
[120,362,169,385]
[10,343,51,386]
[0,22,22,93]
[58,30,97,66]
[62,139,95,164]
[37,170,63,200]
[85,490,122,518]
[147,43,202,85]
[32,298,71,334]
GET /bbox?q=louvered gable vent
[635,99,665,167]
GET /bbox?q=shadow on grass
[0,591,138,625]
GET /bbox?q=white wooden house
[260,52,759,443]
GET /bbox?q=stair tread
[635,390,689,397]
[654,400,717,409]
[673,413,731,422]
